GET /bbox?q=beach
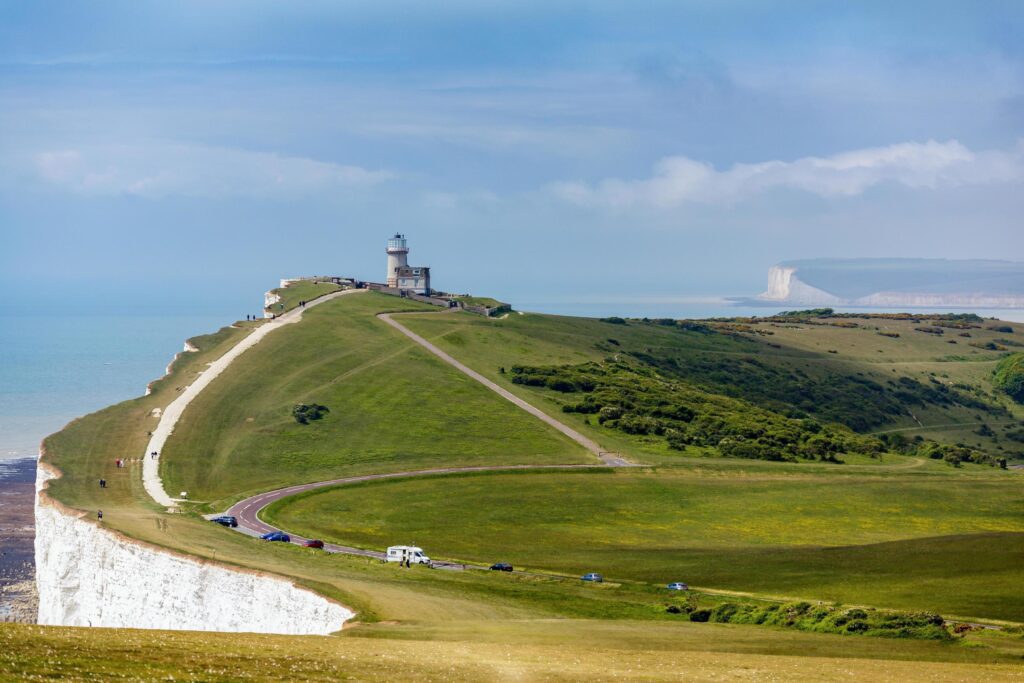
[0,456,37,622]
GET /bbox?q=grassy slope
[6,621,1024,681]
[396,311,1024,458]
[161,292,590,506]
[454,295,507,309]
[34,290,1024,675]
[267,469,1024,620]
[40,291,699,624]
[266,280,343,315]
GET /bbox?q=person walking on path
[99,478,106,488]
[97,510,103,520]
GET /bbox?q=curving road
[221,307,635,565]
[224,463,619,569]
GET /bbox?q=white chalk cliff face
[35,464,353,634]
[759,260,1024,308]
[760,266,845,305]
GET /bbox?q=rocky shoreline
[0,456,38,622]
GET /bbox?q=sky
[1,0,1022,315]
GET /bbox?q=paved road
[224,463,618,570]
[378,312,631,466]
[224,307,636,565]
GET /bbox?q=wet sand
[0,456,37,621]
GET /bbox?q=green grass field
[160,292,590,507]
[32,285,1024,678]
[7,619,1024,681]
[396,310,1024,459]
[265,467,1024,620]
[265,280,343,314]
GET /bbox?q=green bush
[685,600,952,641]
[511,360,879,463]
[292,403,329,424]
[993,353,1024,403]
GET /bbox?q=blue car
[261,531,291,543]
[581,572,603,583]
[667,582,689,591]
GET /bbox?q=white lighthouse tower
[386,233,409,287]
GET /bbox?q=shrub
[600,316,627,325]
[688,601,951,640]
[292,403,329,424]
[993,353,1024,403]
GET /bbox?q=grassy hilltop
[23,288,1024,678]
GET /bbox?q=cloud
[31,144,393,199]
[550,140,1024,208]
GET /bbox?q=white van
[386,545,431,566]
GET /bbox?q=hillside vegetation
[159,293,589,506]
[400,308,1024,462]
[32,287,1024,678]
[8,620,1024,681]
[265,279,343,315]
[994,352,1024,403]
[267,468,1024,620]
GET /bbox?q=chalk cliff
[35,463,353,634]
[761,265,846,305]
[759,258,1024,308]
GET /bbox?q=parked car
[490,562,513,572]
[261,531,290,542]
[667,582,689,591]
[302,539,325,549]
[210,515,237,528]
[581,573,603,583]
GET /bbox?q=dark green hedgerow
[994,353,1024,403]
[627,350,1004,432]
[682,601,952,641]
[510,361,884,463]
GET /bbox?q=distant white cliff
[761,265,846,306]
[758,258,1024,308]
[35,463,353,634]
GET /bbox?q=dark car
[490,562,513,572]
[210,515,237,528]
[581,572,603,583]
[302,539,325,549]
[261,531,290,542]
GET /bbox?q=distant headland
[746,258,1024,308]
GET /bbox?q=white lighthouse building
[386,233,431,294]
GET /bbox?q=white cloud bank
[32,144,393,199]
[550,139,1024,207]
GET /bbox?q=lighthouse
[386,233,409,287]
[385,233,431,294]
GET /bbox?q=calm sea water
[0,313,234,461]
[2,300,1023,462]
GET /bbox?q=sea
[0,311,234,619]
[1,299,1023,620]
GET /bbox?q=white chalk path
[142,289,363,508]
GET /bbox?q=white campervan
[386,545,431,565]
